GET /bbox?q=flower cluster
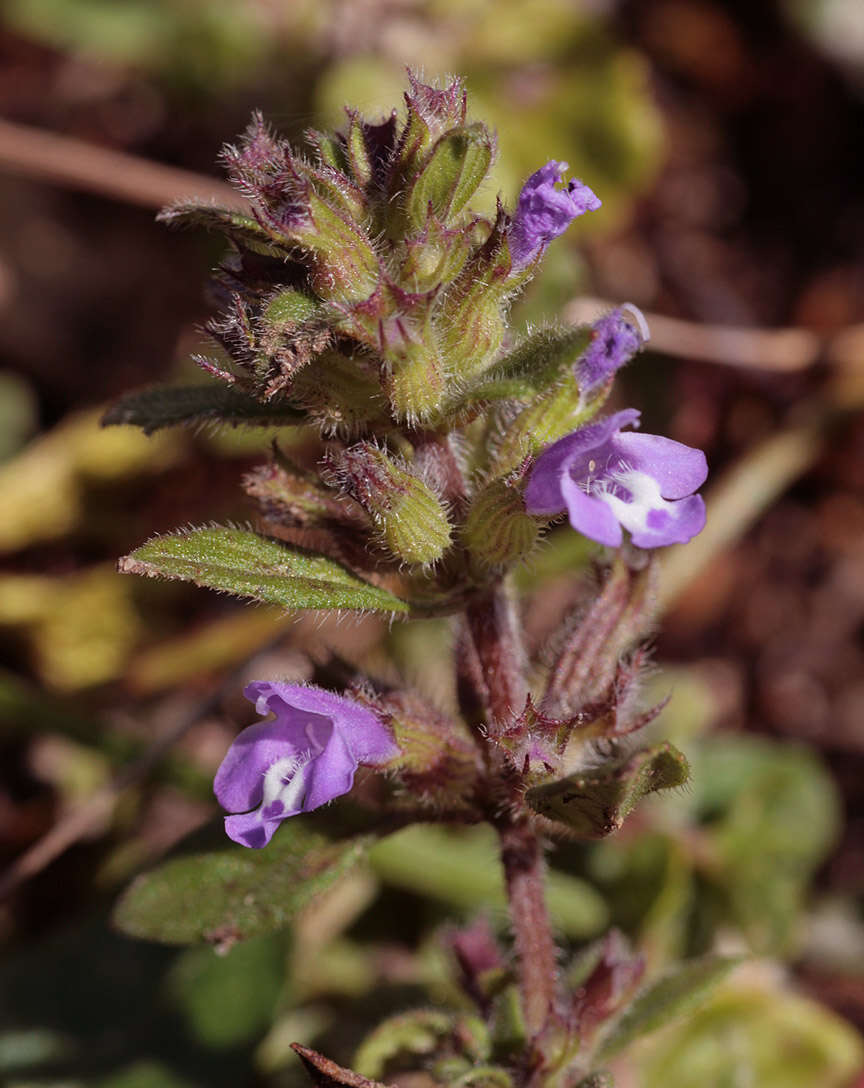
[143,76,710,842]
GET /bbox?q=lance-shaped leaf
[102,384,303,435]
[158,200,286,256]
[525,743,689,838]
[597,955,742,1060]
[118,526,409,613]
[458,325,593,407]
[114,813,379,946]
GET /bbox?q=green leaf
[597,955,741,1060]
[168,934,285,1047]
[118,526,410,613]
[113,815,377,945]
[102,384,303,435]
[157,201,285,256]
[576,1075,614,1088]
[526,743,690,838]
[369,824,608,938]
[354,1010,488,1080]
[470,325,593,402]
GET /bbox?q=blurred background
[2,1,864,1085]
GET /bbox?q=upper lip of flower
[509,160,602,268]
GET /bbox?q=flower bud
[332,443,452,565]
[371,690,481,813]
[404,123,495,230]
[222,115,379,304]
[289,351,386,432]
[399,215,474,294]
[243,459,361,530]
[392,74,468,190]
[437,208,518,382]
[462,480,540,568]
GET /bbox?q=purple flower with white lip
[578,306,649,394]
[524,409,707,549]
[214,682,399,848]
[510,160,601,268]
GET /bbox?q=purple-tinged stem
[497,817,560,1039]
[465,584,527,733]
[465,583,558,1039]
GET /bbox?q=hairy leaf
[102,384,303,435]
[526,743,689,838]
[598,956,741,1060]
[118,526,409,613]
[114,816,377,946]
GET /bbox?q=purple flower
[578,305,649,394]
[524,409,707,549]
[510,160,601,268]
[214,682,399,848]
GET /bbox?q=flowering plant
[106,74,728,1087]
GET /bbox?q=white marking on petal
[262,752,311,815]
[599,469,675,536]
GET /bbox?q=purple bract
[510,160,601,268]
[214,682,399,848]
[524,409,708,549]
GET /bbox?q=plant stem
[465,584,559,1039]
[465,583,526,732]
[497,817,560,1039]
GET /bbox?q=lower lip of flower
[259,752,312,819]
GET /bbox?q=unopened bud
[393,74,468,189]
[463,480,539,568]
[333,443,452,565]
[404,123,495,230]
[243,459,360,530]
[372,690,480,812]
[289,351,386,432]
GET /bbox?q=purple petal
[577,308,644,393]
[510,160,601,268]
[224,810,281,849]
[302,717,358,811]
[629,494,706,548]
[244,682,398,766]
[213,717,310,814]
[611,432,708,500]
[524,410,641,516]
[561,475,623,547]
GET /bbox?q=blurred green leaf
[99,1061,198,1088]
[598,956,741,1060]
[637,978,864,1088]
[354,1009,488,1080]
[168,934,286,1047]
[575,1075,614,1088]
[118,526,410,613]
[369,825,608,938]
[114,816,377,945]
[102,385,303,435]
[526,744,690,838]
[696,737,840,955]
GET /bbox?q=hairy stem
[465,583,527,731]
[465,583,559,1039]
[498,818,560,1039]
